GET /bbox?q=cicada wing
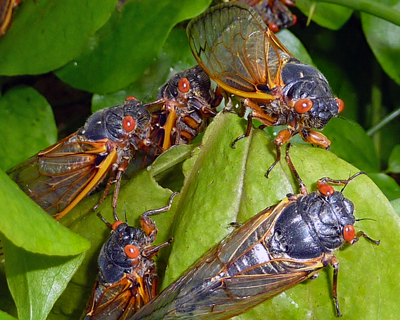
[187,2,292,99]
[88,279,133,320]
[7,134,112,217]
[89,275,155,320]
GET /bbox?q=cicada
[144,66,220,159]
[187,2,344,176]
[224,0,297,32]
[85,193,176,319]
[0,0,22,35]
[129,154,379,319]
[7,98,152,220]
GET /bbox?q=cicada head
[79,99,151,143]
[158,65,214,111]
[281,59,343,130]
[269,190,356,260]
[98,222,154,285]
[304,191,356,253]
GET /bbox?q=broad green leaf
[368,172,400,201]
[362,1,400,85]
[0,0,117,75]
[323,117,380,172]
[159,112,399,319]
[55,0,211,94]
[387,144,400,173]
[0,86,57,171]
[0,170,90,255]
[91,27,197,112]
[2,237,84,320]
[276,30,314,66]
[297,0,353,30]
[0,310,17,320]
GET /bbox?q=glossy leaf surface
[3,237,85,320]
[362,1,400,85]
[0,86,57,171]
[0,0,117,75]
[55,0,211,94]
[296,0,353,30]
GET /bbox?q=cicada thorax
[143,66,219,164]
[250,58,341,142]
[7,99,152,220]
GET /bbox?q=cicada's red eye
[343,225,356,243]
[268,23,280,32]
[125,96,137,101]
[294,99,313,114]
[317,181,335,196]
[112,220,124,230]
[125,245,140,259]
[336,99,345,113]
[178,78,190,93]
[123,116,136,132]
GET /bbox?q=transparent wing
[7,133,112,217]
[187,2,292,100]
[87,275,155,320]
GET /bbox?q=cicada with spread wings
[187,2,344,176]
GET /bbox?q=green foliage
[0,86,57,171]
[1,0,400,319]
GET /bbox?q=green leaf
[368,172,400,201]
[362,1,400,85]
[387,144,400,173]
[323,117,380,172]
[55,0,211,94]
[91,27,197,112]
[2,237,85,320]
[0,0,117,75]
[276,30,314,66]
[0,310,17,320]
[0,86,57,171]
[0,169,90,255]
[161,112,400,319]
[391,198,400,217]
[297,0,353,30]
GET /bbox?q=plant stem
[314,0,400,26]
[370,61,382,167]
[367,108,400,136]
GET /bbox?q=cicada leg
[317,171,367,195]
[300,129,331,149]
[231,114,254,149]
[284,143,308,195]
[329,230,379,317]
[140,192,178,240]
[265,128,292,178]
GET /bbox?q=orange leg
[300,130,331,149]
[266,128,292,178]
